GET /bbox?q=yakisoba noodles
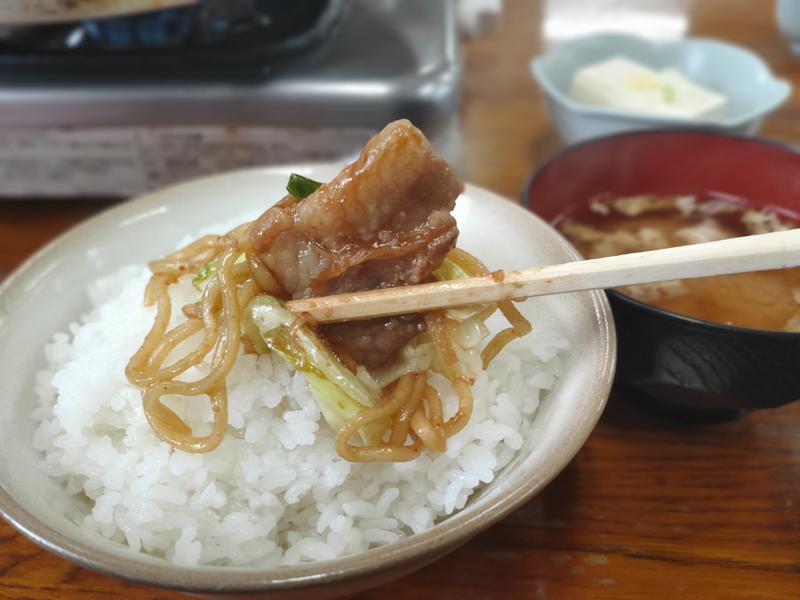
[126,120,532,462]
[126,233,530,461]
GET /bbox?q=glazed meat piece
[250,119,463,298]
[249,119,463,367]
[322,315,424,369]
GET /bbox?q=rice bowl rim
[0,165,616,594]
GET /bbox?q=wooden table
[2,1,799,599]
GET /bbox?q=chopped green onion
[191,254,246,290]
[286,173,322,199]
[661,84,676,104]
[192,259,219,290]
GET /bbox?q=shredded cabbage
[371,342,435,389]
[433,254,494,354]
[244,295,381,442]
[433,255,495,323]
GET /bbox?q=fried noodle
[128,228,531,461]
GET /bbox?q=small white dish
[777,0,800,56]
[0,166,615,598]
[531,33,792,144]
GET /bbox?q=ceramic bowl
[522,130,800,421]
[776,0,800,56]
[0,165,615,599]
[531,33,792,144]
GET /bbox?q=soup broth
[558,194,800,332]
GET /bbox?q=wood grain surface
[2,1,800,599]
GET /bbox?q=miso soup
[557,193,800,332]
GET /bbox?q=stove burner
[82,9,193,48]
[0,0,346,75]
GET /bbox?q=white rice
[31,264,569,567]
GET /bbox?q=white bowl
[0,166,615,598]
[531,33,792,144]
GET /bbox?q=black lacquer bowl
[523,130,800,419]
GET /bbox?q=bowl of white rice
[0,165,615,598]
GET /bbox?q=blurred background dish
[531,33,791,144]
[523,130,800,419]
[0,0,461,198]
[776,0,800,56]
[0,1,197,25]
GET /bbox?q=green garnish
[192,254,246,290]
[192,259,219,290]
[661,84,676,104]
[287,173,322,199]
